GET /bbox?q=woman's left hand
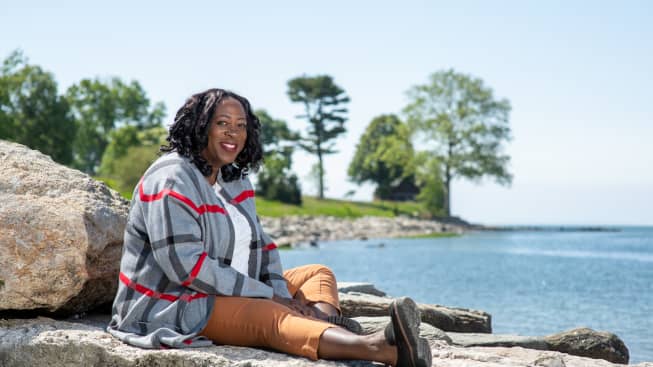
[272,295,317,317]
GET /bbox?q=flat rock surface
[1,316,650,367]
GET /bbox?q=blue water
[280,226,653,363]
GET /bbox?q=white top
[213,180,252,276]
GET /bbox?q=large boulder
[0,140,128,314]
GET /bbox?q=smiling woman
[106,88,431,367]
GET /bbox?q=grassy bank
[255,196,427,218]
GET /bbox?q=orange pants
[199,264,340,360]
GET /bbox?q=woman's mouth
[220,142,237,152]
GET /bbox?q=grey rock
[337,282,386,297]
[354,316,452,344]
[0,140,128,314]
[544,328,629,365]
[448,331,549,350]
[339,292,492,333]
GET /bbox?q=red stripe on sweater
[139,179,226,215]
[263,243,277,251]
[230,190,255,204]
[181,252,207,286]
[119,272,207,302]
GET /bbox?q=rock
[354,316,453,344]
[544,328,629,365]
[448,331,549,350]
[337,282,386,297]
[2,316,650,367]
[338,292,492,333]
[0,140,128,314]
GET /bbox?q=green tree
[255,109,302,204]
[65,77,165,174]
[348,114,416,200]
[404,69,512,217]
[0,50,76,164]
[98,125,167,194]
[287,74,349,199]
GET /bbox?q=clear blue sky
[2,0,651,225]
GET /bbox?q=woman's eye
[238,123,247,130]
[216,121,227,126]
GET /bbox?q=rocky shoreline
[1,140,648,366]
[259,215,468,247]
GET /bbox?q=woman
[108,88,431,367]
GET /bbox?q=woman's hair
[161,88,263,182]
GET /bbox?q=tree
[404,69,512,217]
[98,125,167,195]
[348,114,416,200]
[255,109,302,204]
[65,77,165,175]
[0,50,76,164]
[287,74,349,199]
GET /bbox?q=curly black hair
[161,88,263,182]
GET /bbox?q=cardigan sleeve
[258,217,292,299]
[140,172,274,299]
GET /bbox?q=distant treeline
[0,49,512,217]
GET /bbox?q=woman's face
[201,97,248,173]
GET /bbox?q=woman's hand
[272,295,317,318]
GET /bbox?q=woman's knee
[307,264,336,281]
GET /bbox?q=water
[280,226,653,363]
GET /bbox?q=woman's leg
[319,327,397,365]
[199,295,397,365]
[283,264,341,317]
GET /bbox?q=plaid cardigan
[107,153,291,349]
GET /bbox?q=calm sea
[280,226,653,363]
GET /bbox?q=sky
[1,0,651,226]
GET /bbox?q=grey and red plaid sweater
[107,153,291,349]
